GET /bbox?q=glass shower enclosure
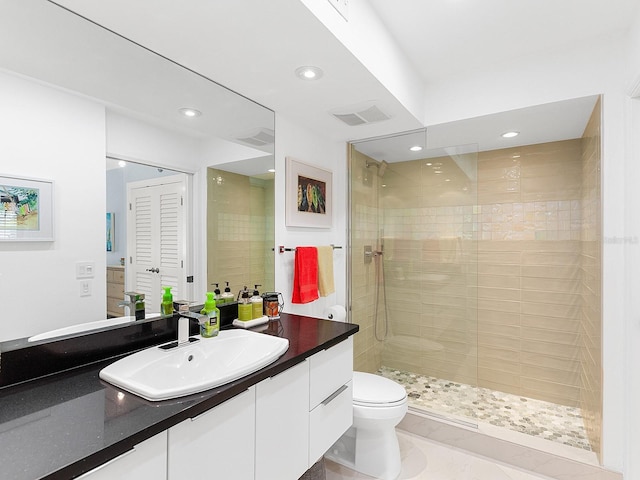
[349,128,479,426]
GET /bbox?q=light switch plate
[76,262,95,279]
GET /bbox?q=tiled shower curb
[398,411,621,480]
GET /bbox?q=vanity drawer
[107,281,124,299]
[107,266,125,284]
[309,336,353,410]
[309,380,352,465]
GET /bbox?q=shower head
[365,159,388,177]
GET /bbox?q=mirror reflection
[207,158,275,299]
[0,0,274,345]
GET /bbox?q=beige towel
[317,246,335,297]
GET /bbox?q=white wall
[0,71,106,341]
[273,114,347,319]
[623,8,640,480]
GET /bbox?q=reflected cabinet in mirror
[0,0,274,346]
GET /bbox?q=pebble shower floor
[378,366,592,451]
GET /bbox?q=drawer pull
[321,384,348,406]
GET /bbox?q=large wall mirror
[0,0,274,346]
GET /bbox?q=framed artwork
[0,175,54,241]
[106,212,115,251]
[285,157,332,228]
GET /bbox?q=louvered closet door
[129,180,185,314]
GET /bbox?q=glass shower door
[349,129,479,427]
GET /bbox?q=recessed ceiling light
[179,108,202,118]
[409,145,423,152]
[295,66,323,80]
[501,131,519,138]
[425,162,433,166]
[445,178,451,182]
[118,160,126,168]
[268,168,276,173]
[434,170,442,174]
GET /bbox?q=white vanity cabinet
[76,336,354,480]
[255,361,310,480]
[77,432,167,480]
[255,336,354,479]
[308,336,353,466]
[168,386,255,480]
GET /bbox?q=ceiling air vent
[236,128,275,147]
[330,103,391,126]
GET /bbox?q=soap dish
[232,316,269,329]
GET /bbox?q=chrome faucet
[177,311,208,345]
[118,292,145,320]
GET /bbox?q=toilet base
[325,425,402,480]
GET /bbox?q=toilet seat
[353,372,407,407]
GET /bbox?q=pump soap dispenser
[161,286,174,316]
[200,292,220,337]
[212,283,222,304]
[250,285,263,320]
[238,286,252,321]
[221,281,235,305]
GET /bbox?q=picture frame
[106,212,115,251]
[285,157,332,228]
[0,174,54,242]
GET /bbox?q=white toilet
[326,371,408,480]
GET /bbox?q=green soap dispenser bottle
[200,292,220,337]
[161,286,174,316]
[250,285,263,319]
[238,287,252,321]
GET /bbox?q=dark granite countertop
[0,314,358,480]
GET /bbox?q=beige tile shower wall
[580,99,602,459]
[477,240,582,406]
[350,149,383,373]
[378,140,588,408]
[379,157,479,387]
[207,168,272,296]
[476,140,585,407]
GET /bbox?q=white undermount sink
[99,329,289,401]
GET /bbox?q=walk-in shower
[348,97,603,461]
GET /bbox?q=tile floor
[324,430,553,480]
[378,366,591,451]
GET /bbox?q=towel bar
[274,244,342,254]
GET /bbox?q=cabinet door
[127,176,187,313]
[308,338,354,466]
[168,387,255,480]
[77,432,167,480]
[255,361,309,480]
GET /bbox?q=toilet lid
[353,372,407,405]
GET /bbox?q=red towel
[291,246,319,304]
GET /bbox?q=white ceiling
[369,0,639,83]
[7,1,640,157]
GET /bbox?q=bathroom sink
[99,329,289,401]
